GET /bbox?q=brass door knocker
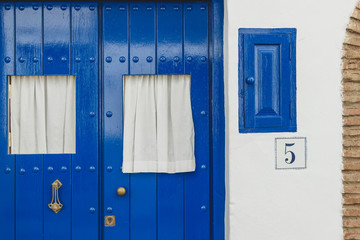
[48,179,63,213]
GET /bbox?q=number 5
[285,143,295,164]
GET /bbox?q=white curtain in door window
[10,75,76,154]
[122,75,195,173]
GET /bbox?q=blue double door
[0,2,210,240]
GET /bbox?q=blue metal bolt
[19,168,25,175]
[246,77,255,85]
[61,5,67,11]
[107,166,113,172]
[160,6,166,11]
[89,112,96,117]
[132,56,139,63]
[146,56,153,63]
[61,166,67,173]
[74,5,81,11]
[201,6,207,10]
[160,56,166,62]
[119,56,126,63]
[33,57,39,63]
[107,207,113,213]
[147,7,152,11]
[4,168,11,174]
[106,111,113,117]
[4,57,11,63]
[19,5,25,11]
[173,6,179,11]
[186,56,193,62]
[47,166,54,173]
[47,57,53,62]
[106,57,112,63]
[201,56,207,62]
[89,207,96,214]
[61,57,67,62]
[105,6,112,11]
[186,6,192,11]
[19,57,25,63]
[33,5,39,11]
[75,57,81,63]
[47,5,53,10]
[5,5,11,10]
[33,167,39,173]
[75,166,81,172]
[201,164,207,169]
[201,205,207,212]
[174,56,180,62]
[119,7,126,11]
[89,57,95,63]
[201,111,206,116]
[133,6,139,11]
[89,166,96,172]
[89,5,95,11]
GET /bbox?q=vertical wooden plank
[15,2,44,240]
[102,2,130,239]
[184,3,210,240]
[129,2,157,240]
[157,3,184,240]
[71,2,99,240]
[0,3,15,239]
[43,3,71,240]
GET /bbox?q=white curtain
[122,75,195,173]
[10,75,76,154]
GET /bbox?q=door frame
[209,0,225,239]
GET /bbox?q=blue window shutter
[239,28,296,133]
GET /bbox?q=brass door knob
[117,187,126,196]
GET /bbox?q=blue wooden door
[0,2,100,240]
[0,2,210,240]
[102,2,210,240]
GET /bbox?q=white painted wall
[224,0,358,239]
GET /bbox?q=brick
[344,108,360,116]
[344,138,360,147]
[344,217,360,227]
[343,59,360,69]
[344,205,360,216]
[344,92,360,103]
[344,227,360,239]
[343,70,360,81]
[344,159,360,170]
[344,183,360,193]
[344,116,360,126]
[343,45,360,59]
[343,171,360,182]
[343,194,360,204]
[354,8,360,20]
[344,126,360,136]
[343,82,360,92]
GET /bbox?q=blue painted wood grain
[0,3,15,240]
[157,3,184,240]
[102,2,130,239]
[129,3,157,240]
[71,2,99,240]
[184,3,210,240]
[43,3,71,240]
[239,28,297,133]
[211,1,226,239]
[15,3,44,239]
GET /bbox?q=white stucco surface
[224,0,358,239]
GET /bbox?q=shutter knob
[246,77,255,85]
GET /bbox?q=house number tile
[275,137,307,170]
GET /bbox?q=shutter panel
[239,29,296,133]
